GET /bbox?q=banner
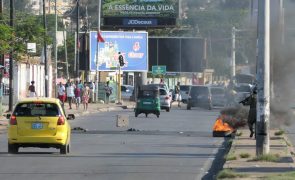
[89,31,148,72]
[102,0,179,18]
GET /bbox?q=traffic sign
[152,66,166,75]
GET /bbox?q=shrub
[217,169,247,179]
[239,153,250,158]
[251,154,280,162]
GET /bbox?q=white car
[121,85,134,100]
[159,88,172,112]
[179,85,191,103]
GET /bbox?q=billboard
[89,31,148,72]
[102,0,179,18]
[148,37,207,72]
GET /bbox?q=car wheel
[60,145,67,154]
[8,143,19,154]
[67,143,70,154]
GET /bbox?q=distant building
[29,0,73,15]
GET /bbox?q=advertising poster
[89,31,148,72]
[102,0,179,18]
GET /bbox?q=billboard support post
[117,65,122,105]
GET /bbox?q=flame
[213,117,234,132]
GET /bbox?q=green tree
[0,24,14,55]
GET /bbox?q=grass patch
[236,131,243,136]
[275,130,285,136]
[264,171,295,180]
[251,154,280,162]
[225,154,237,161]
[285,140,291,147]
[217,169,248,179]
[239,153,250,158]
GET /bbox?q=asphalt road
[0,105,229,180]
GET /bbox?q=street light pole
[54,0,58,97]
[8,0,14,111]
[256,0,270,156]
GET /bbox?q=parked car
[159,88,172,112]
[7,97,75,154]
[121,85,134,100]
[187,85,212,110]
[179,85,191,103]
[209,86,226,107]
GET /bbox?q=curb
[222,129,295,179]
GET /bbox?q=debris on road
[127,128,140,132]
[72,127,87,132]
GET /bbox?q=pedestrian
[74,82,81,109]
[82,82,90,110]
[174,82,181,107]
[66,82,75,109]
[65,79,71,88]
[240,86,257,138]
[104,81,113,104]
[28,81,37,97]
[57,82,66,104]
[78,80,84,91]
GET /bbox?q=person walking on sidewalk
[174,82,181,107]
[28,81,37,97]
[104,81,112,104]
[57,82,66,104]
[74,82,81,109]
[66,82,75,109]
[82,83,90,110]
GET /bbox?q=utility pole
[96,0,101,102]
[76,0,80,79]
[43,0,49,97]
[231,27,236,79]
[8,0,14,111]
[256,0,270,156]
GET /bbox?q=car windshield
[14,103,60,117]
[140,90,156,98]
[180,86,190,91]
[190,86,208,95]
[234,85,251,92]
[211,88,224,95]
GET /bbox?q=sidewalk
[0,100,135,134]
[220,129,295,179]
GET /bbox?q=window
[14,103,60,117]
[160,89,167,96]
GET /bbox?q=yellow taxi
[7,97,74,154]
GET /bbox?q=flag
[97,31,105,42]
